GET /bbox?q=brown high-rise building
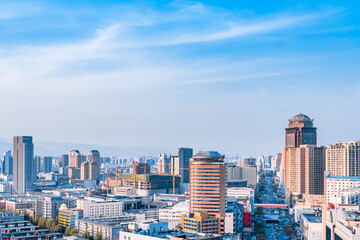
[189,151,226,218]
[69,150,82,168]
[285,113,317,148]
[283,114,324,206]
[88,150,100,168]
[285,145,326,198]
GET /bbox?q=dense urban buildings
[13,136,34,193]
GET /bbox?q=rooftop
[302,214,322,223]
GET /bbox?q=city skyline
[1,1,359,157]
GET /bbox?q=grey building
[2,150,13,175]
[13,136,34,193]
[227,165,258,188]
[178,147,193,183]
[58,154,69,168]
[34,155,41,174]
[42,156,52,173]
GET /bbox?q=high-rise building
[285,113,317,148]
[58,154,69,168]
[177,148,193,183]
[285,145,326,204]
[189,151,226,218]
[158,153,171,174]
[237,157,256,168]
[13,136,34,193]
[42,156,52,173]
[88,150,100,168]
[69,150,82,168]
[80,161,90,180]
[2,150,13,175]
[326,141,360,177]
[34,155,41,173]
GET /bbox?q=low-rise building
[299,213,322,240]
[58,204,83,229]
[77,196,124,220]
[76,219,123,240]
[0,219,62,239]
[159,201,189,230]
[181,212,221,235]
[325,204,360,240]
[35,196,76,219]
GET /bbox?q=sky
[0,0,359,157]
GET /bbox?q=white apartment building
[77,197,123,219]
[114,187,136,197]
[158,200,189,230]
[76,219,123,240]
[325,174,360,205]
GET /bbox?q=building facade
[13,136,34,193]
[189,151,226,218]
[326,141,360,177]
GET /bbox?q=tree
[70,228,78,236]
[285,224,294,236]
[65,227,71,236]
[95,231,102,240]
[256,207,264,215]
[38,216,47,228]
[33,215,39,225]
[83,230,92,239]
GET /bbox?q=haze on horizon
[0,0,359,157]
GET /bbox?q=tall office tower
[178,148,192,183]
[88,150,100,167]
[158,153,171,174]
[58,154,69,168]
[285,113,317,148]
[2,150,13,175]
[80,161,90,180]
[326,141,360,176]
[88,161,100,181]
[189,151,226,218]
[42,156,52,173]
[13,136,34,193]
[285,145,326,203]
[34,155,41,173]
[69,150,82,168]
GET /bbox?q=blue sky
[0,0,359,157]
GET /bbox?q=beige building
[81,160,99,181]
[285,145,326,202]
[189,151,227,218]
[326,141,360,176]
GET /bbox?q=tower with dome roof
[285,113,317,148]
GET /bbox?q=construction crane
[114,168,122,187]
[106,177,111,194]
